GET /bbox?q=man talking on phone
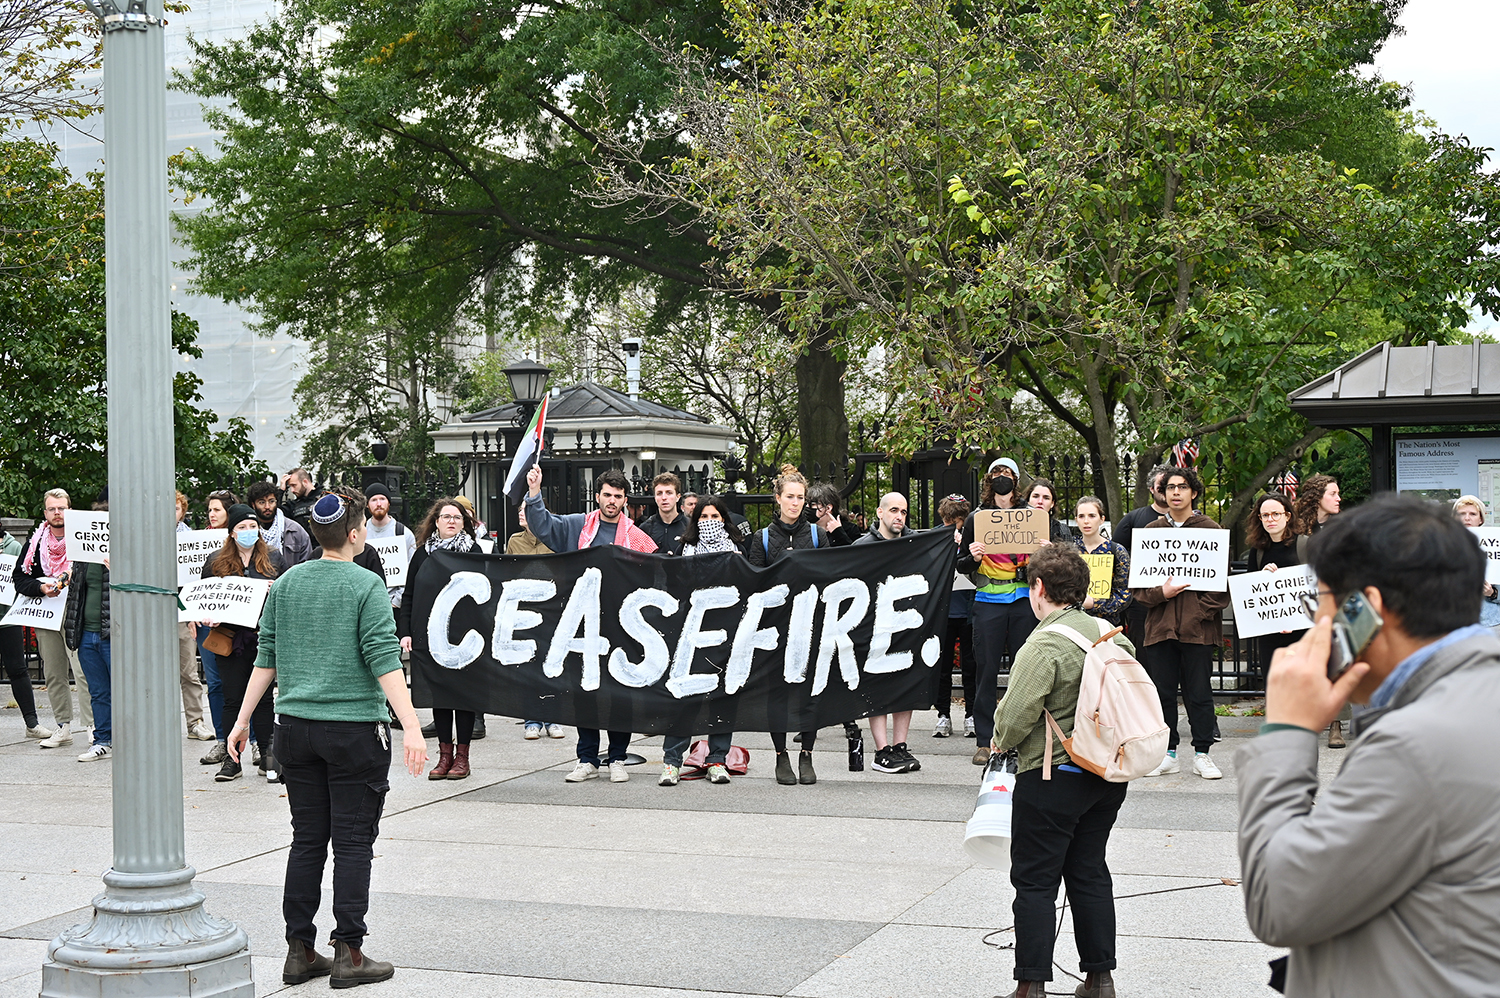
[1236,494,1500,996]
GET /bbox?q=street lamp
[44,4,252,998]
[504,356,552,422]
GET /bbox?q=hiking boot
[200,740,228,765]
[798,750,816,785]
[329,940,394,989]
[1074,970,1115,998]
[446,743,470,779]
[775,751,797,785]
[281,940,332,985]
[1327,720,1346,749]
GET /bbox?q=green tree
[0,138,265,514]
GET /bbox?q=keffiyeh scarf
[689,519,739,554]
[426,531,476,554]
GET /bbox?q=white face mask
[235,528,260,549]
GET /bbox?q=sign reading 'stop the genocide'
[64,510,110,564]
[975,508,1049,555]
[1127,528,1230,592]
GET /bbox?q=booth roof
[460,380,710,425]
[1288,339,1500,425]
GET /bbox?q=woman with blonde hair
[747,465,828,786]
[1453,496,1500,626]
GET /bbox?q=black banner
[408,529,956,734]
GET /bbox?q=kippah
[312,493,347,524]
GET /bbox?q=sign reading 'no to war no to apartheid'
[366,536,410,589]
[1127,528,1231,592]
[407,528,958,735]
[2,593,67,630]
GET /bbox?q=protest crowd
[5,454,1500,998]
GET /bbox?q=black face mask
[991,475,1016,497]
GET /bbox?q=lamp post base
[41,867,252,998]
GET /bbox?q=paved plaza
[0,691,1337,998]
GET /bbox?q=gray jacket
[1236,631,1500,997]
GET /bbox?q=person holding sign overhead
[1452,496,1500,626]
[1074,496,1131,627]
[1129,467,1229,780]
[204,503,285,783]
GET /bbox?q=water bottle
[846,723,864,771]
[963,749,1018,869]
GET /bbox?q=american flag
[1277,469,1299,500]
[1172,438,1200,467]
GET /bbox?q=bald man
[853,492,920,772]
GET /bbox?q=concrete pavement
[0,690,1335,997]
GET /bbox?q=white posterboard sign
[1127,527,1231,592]
[178,576,272,629]
[177,530,227,588]
[1227,566,1317,639]
[2,593,67,630]
[476,537,495,554]
[64,509,110,564]
[366,536,410,588]
[0,554,16,606]
[1471,527,1500,585]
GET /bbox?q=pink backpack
[1041,616,1169,782]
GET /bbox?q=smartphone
[1327,590,1383,681]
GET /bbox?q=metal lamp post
[42,3,253,996]
[496,357,551,539]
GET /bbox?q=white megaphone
[963,749,1018,869]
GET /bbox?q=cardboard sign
[366,535,410,588]
[64,509,110,564]
[177,530,227,588]
[1227,566,1317,639]
[0,554,15,606]
[2,592,67,630]
[1471,527,1500,585]
[975,507,1049,554]
[178,576,272,629]
[1127,527,1230,592]
[1082,553,1113,603]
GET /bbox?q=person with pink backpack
[990,544,1165,998]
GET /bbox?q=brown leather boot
[428,743,454,780]
[1075,970,1115,997]
[446,743,471,779]
[995,982,1047,998]
[1327,720,1346,749]
[329,940,394,988]
[281,939,331,984]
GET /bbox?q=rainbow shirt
[974,550,1029,604]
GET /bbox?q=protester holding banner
[174,493,214,742]
[247,480,311,568]
[398,499,479,779]
[992,544,1131,998]
[196,490,237,767]
[0,524,47,738]
[64,499,113,763]
[936,495,976,738]
[204,503,285,783]
[503,506,565,740]
[1131,468,1229,779]
[639,472,690,556]
[854,493,924,774]
[807,483,859,546]
[230,487,425,990]
[1074,496,1131,627]
[525,464,656,783]
[658,496,742,786]
[1452,496,1500,626]
[957,456,1040,767]
[1243,492,1307,679]
[746,465,828,786]
[12,488,92,748]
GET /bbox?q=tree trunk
[1222,426,1328,540]
[1070,335,1126,522]
[796,327,849,476]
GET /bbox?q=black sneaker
[214,758,243,782]
[871,747,904,773]
[471,715,487,740]
[893,742,921,772]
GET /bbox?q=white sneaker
[963,716,976,737]
[545,723,566,739]
[39,722,72,748]
[78,743,112,763]
[1193,753,1223,780]
[609,760,630,783]
[933,716,953,738]
[523,722,543,740]
[1146,751,1180,777]
[564,761,599,783]
[187,721,216,741]
[658,764,680,786]
[26,724,54,739]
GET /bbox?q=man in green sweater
[229,486,427,989]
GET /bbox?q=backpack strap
[1041,623,1098,654]
[1042,710,1071,782]
[811,525,820,548]
[761,528,770,559]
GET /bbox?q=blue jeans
[663,731,731,768]
[77,631,112,746]
[577,728,630,766]
[196,624,225,739]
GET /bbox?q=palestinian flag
[502,394,549,505]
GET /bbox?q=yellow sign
[1083,554,1113,602]
[976,507,1048,554]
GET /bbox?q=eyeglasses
[436,514,464,522]
[1164,483,1193,492]
[1260,511,1287,520]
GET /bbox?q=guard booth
[1289,338,1500,498]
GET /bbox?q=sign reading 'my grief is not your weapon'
[1127,528,1230,592]
[408,529,957,734]
[1227,566,1318,639]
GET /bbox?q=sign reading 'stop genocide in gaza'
[1127,528,1231,592]
[64,510,109,564]
[975,508,1049,555]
